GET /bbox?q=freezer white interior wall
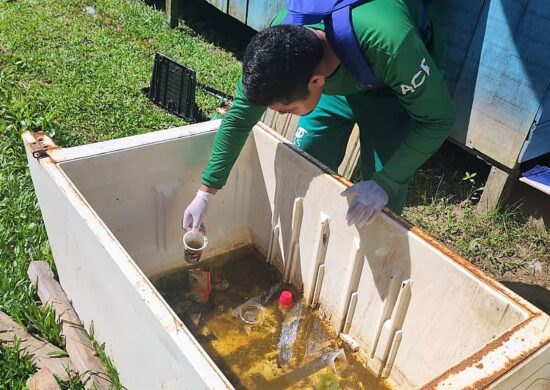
[24,128,232,390]
[59,127,256,277]
[248,125,529,388]
[379,234,527,386]
[26,123,548,389]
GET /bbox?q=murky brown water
[152,246,391,390]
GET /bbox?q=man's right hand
[182,188,216,231]
[341,180,388,227]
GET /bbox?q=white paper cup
[183,230,208,263]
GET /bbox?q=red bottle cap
[278,290,294,309]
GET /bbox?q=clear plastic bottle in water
[277,302,303,367]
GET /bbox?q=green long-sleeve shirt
[201,0,455,198]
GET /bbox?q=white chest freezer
[23,121,550,389]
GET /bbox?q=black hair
[242,24,324,106]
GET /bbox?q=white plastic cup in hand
[183,230,208,263]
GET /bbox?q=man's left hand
[341,180,389,227]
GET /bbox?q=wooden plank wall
[205,0,227,13]
[441,0,550,168]
[206,0,285,30]
[437,0,486,97]
[520,89,550,162]
[261,109,299,141]
[247,0,285,31]
[228,0,248,24]
[260,109,361,180]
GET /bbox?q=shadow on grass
[143,0,256,60]
[406,141,491,208]
[500,281,550,315]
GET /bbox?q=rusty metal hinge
[28,131,58,159]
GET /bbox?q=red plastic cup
[278,290,294,310]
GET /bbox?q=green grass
[0,0,242,386]
[0,0,243,146]
[0,69,66,387]
[0,339,36,389]
[404,149,550,277]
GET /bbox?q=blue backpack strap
[284,0,364,25]
[326,6,383,88]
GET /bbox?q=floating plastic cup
[238,303,265,325]
[183,230,208,263]
[323,348,348,375]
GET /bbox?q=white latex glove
[182,189,213,231]
[341,180,389,227]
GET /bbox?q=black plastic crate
[148,53,196,121]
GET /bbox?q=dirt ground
[498,268,550,314]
